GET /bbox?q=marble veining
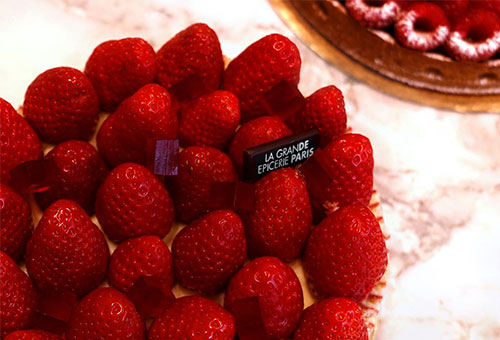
[1,0,499,339]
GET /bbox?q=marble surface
[1,0,499,339]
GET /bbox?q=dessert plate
[270,0,500,113]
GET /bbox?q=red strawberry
[167,146,238,223]
[108,235,173,293]
[300,133,374,219]
[66,287,145,340]
[156,23,224,102]
[303,203,387,302]
[435,0,469,23]
[293,297,368,340]
[223,34,301,121]
[228,116,292,175]
[345,0,402,28]
[23,67,99,143]
[84,37,156,112]
[0,184,33,262]
[224,256,303,340]
[4,330,62,340]
[243,168,312,262]
[172,210,246,295]
[445,9,500,61]
[395,2,450,51]
[95,163,175,243]
[25,200,109,297]
[289,85,347,146]
[0,98,42,183]
[178,90,240,149]
[96,84,178,167]
[148,296,235,340]
[35,140,108,215]
[0,251,37,338]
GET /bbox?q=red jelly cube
[9,159,58,194]
[232,296,268,340]
[126,276,175,319]
[259,80,305,123]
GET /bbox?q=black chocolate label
[243,129,320,180]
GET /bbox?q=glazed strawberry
[108,235,173,293]
[167,146,238,223]
[345,0,402,29]
[172,210,246,295]
[96,83,178,167]
[224,257,303,340]
[0,184,32,262]
[35,140,108,215]
[303,203,387,302]
[156,23,224,102]
[0,98,42,183]
[0,251,36,338]
[66,287,145,340]
[148,296,235,340]
[95,163,175,243]
[289,85,347,146]
[84,37,156,112]
[25,200,109,297]
[435,0,469,23]
[243,168,312,262]
[300,133,374,219]
[293,297,368,340]
[178,90,240,149]
[228,116,292,175]
[23,67,99,143]
[445,9,500,61]
[4,330,62,340]
[395,2,450,51]
[223,34,301,121]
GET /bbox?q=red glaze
[84,37,156,112]
[23,67,99,143]
[95,163,175,243]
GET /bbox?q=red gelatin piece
[30,290,78,335]
[126,276,175,318]
[146,139,179,176]
[169,73,207,103]
[9,159,58,194]
[299,149,336,195]
[232,296,268,340]
[208,181,255,212]
[259,80,305,123]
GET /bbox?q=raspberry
[345,0,401,28]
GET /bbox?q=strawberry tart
[272,0,500,112]
[0,23,388,340]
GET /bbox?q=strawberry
[95,163,175,243]
[300,133,374,219]
[172,210,247,295]
[108,235,174,293]
[4,330,62,340]
[0,251,37,338]
[148,296,235,340]
[223,34,301,121]
[0,184,33,262]
[96,84,178,167]
[289,85,347,146]
[0,98,42,183]
[84,37,156,112]
[156,23,224,102]
[303,203,387,302]
[345,0,402,28]
[35,140,108,215]
[166,146,238,223]
[66,287,145,340]
[293,297,368,340]
[243,168,312,262]
[228,116,292,175]
[224,256,303,340]
[25,200,109,297]
[23,67,99,143]
[178,90,240,149]
[395,2,450,51]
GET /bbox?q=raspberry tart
[0,23,389,340]
[272,0,500,112]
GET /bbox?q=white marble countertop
[1,0,499,339]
